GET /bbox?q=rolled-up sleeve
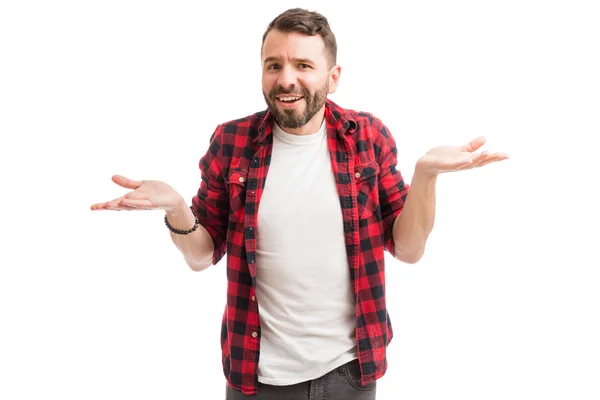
[374,119,410,255]
[191,125,229,265]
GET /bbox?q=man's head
[261,8,341,132]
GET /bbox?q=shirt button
[239,176,245,183]
[355,172,361,178]
[252,332,258,338]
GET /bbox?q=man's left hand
[415,136,509,176]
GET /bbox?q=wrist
[164,206,199,235]
[414,159,439,181]
[166,197,188,217]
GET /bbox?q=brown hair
[261,8,338,68]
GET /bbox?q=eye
[299,63,311,69]
[267,64,281,70]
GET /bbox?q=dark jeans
[225,359,377,399]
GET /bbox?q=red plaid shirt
[191,99,410,395]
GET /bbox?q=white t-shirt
[255,119,358,385]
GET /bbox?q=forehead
[262,29,327,64]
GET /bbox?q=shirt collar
[254,98,357,144]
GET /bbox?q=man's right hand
[91,174,214,271]
[90,175,186,215]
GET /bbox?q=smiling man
[91,7,508,400]
[261,27,335,134]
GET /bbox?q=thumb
[460,136,486,152]
[112,175,143,190]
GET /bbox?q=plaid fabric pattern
[191,99,410,395]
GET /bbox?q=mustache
[269,86,307,98]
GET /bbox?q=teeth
[279,96,302,102]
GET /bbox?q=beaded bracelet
[164,206,200,235]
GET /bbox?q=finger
[476,156,509,168]
[97,196,128,209]
[117,204,144,211]
[123,191,150,200]
[474,152,509,166]
[470,151,490,166]
[112,175,143,190]
[103,198,145,211]
[460,136,486,153]
[91,202,107,210]
[453,161,476,171]
[481,151,508,160]
[105,204,142,211]
[90,196,123,210]
[119,198,156,208]
[90,196,156,211]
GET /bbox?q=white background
[1,0,599,399]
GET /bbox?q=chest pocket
[227,168,249,222]
[355,161,380,220]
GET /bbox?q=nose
[277,65,298,89]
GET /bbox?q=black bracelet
[164,206,200,235]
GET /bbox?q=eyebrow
[263,56,315,65]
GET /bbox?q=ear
[328,65,341,94]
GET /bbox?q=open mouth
[276,95,304,106]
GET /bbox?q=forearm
[166,201,215,271]
[392,164,437,263]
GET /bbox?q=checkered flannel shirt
[191,99,410,395]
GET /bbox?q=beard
[263,82,329,129]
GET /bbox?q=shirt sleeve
[191,125,229,265]
[373,118,410,256]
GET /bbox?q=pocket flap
[227,168,249,186]
[354,162,380,182]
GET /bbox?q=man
[91,8,508,399]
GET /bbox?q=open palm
[417,136,509,175]
[90,175,184,213]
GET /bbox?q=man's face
[261,30,339,130]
